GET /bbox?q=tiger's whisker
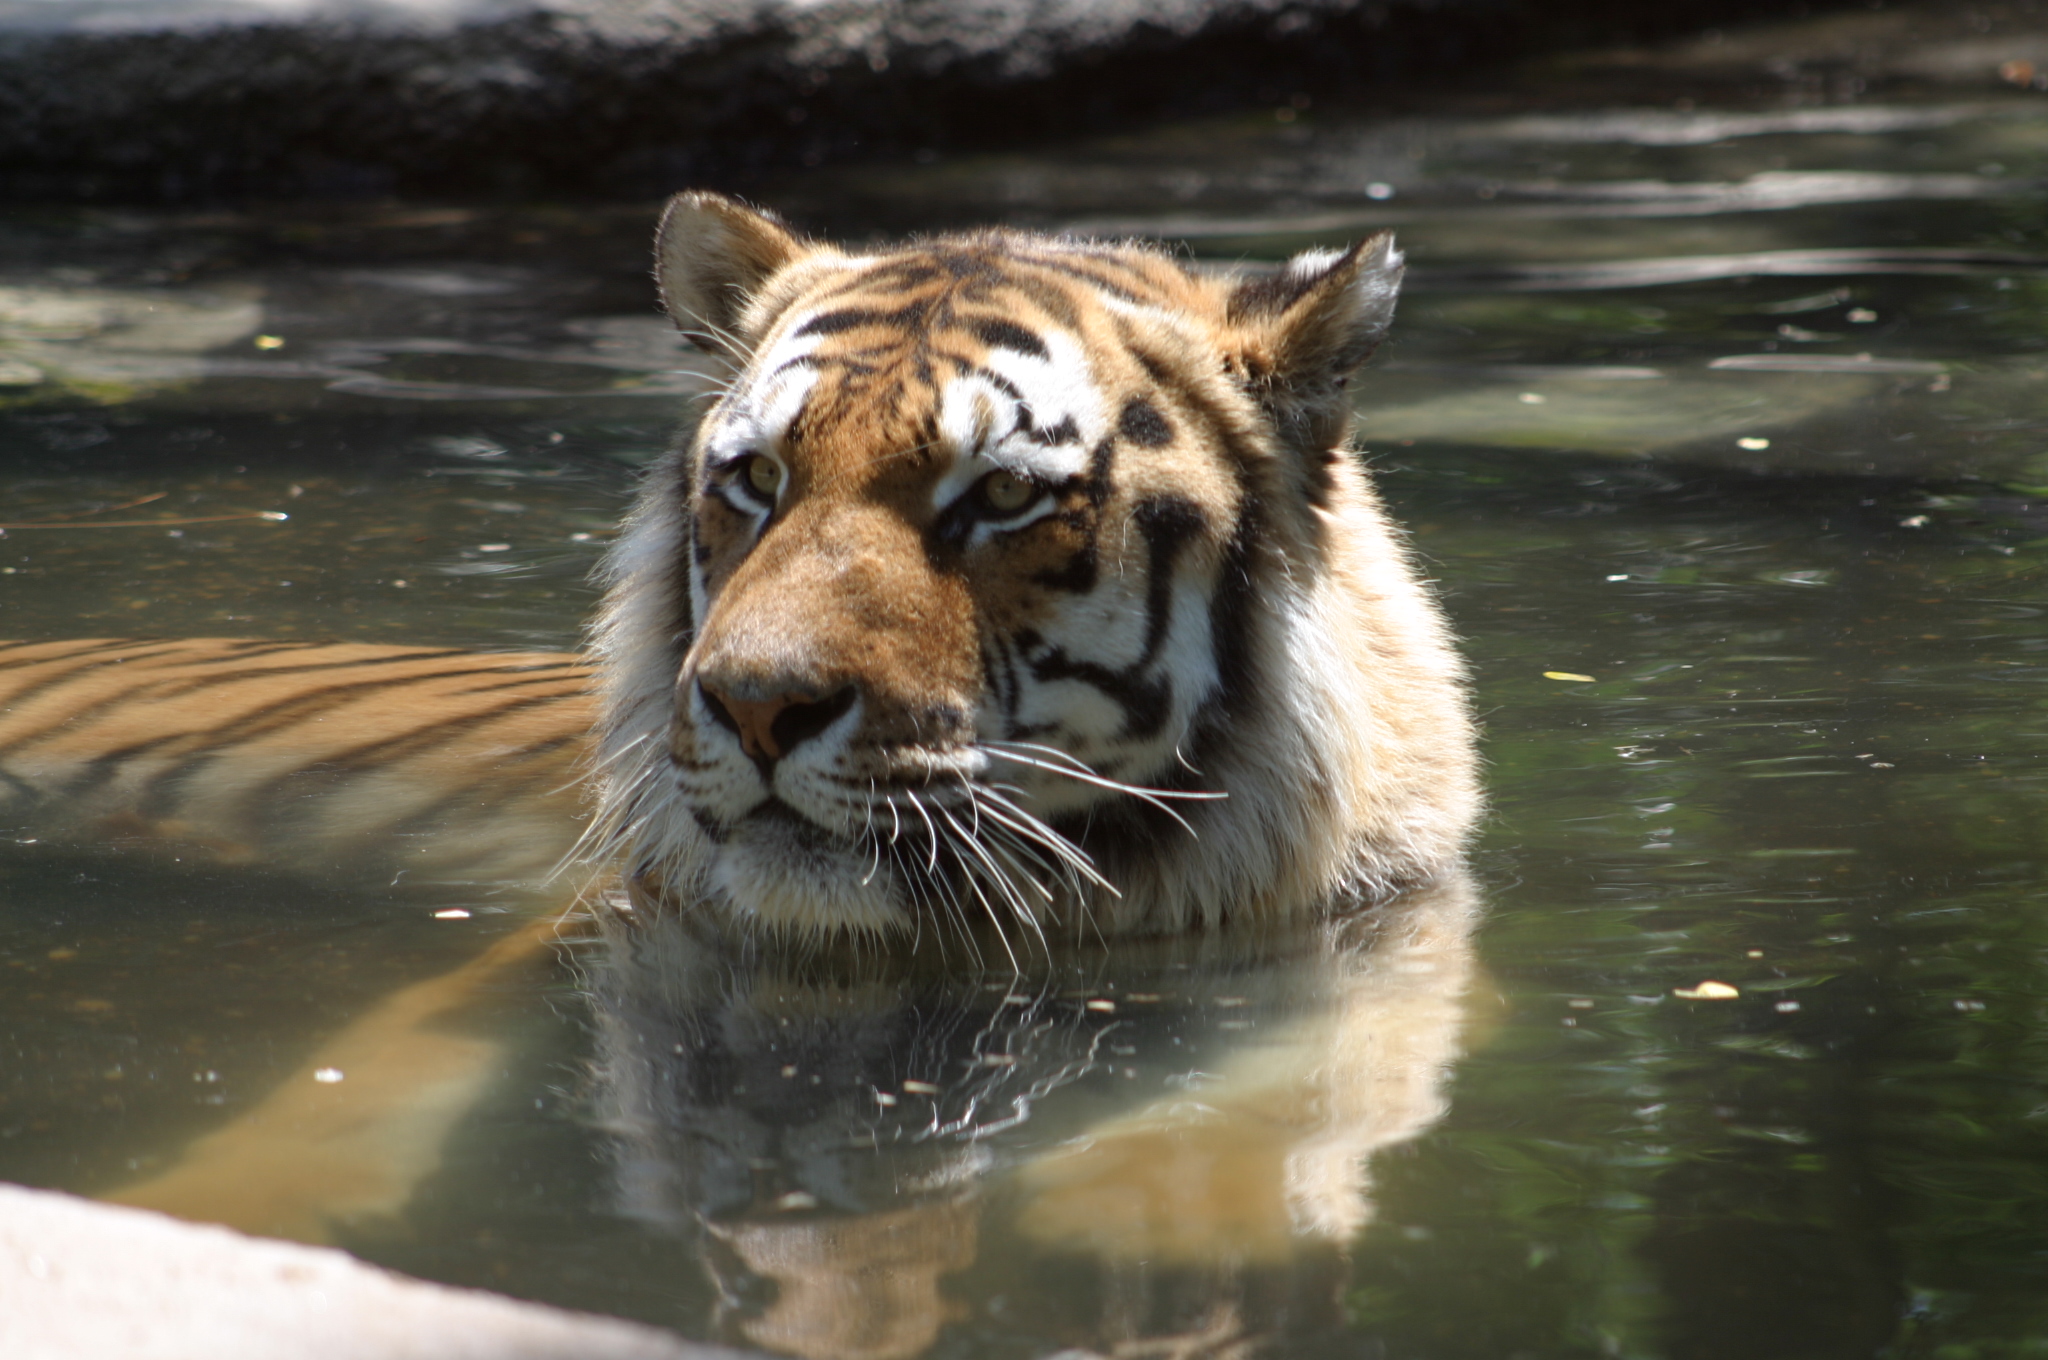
[979,823,1058,904]
[941,801,1051,963]
[945,823,1022,974]
[978,836,1055,962]
[939,801,1027,914]
[547,732,649,798]
[669,301,751,358]
[971,788,1118,897]
[908,838,980,969]
[895,789,1026,966]
[905,787,941,873]
[982,740,1229,801]
[976,747,1212,838]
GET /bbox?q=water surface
[6,39,2048,1360]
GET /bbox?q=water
[7,21,2048,1358]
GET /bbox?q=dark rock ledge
[1,0,1826,202]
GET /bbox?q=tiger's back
[0,637,593,886]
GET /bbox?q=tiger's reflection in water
[592,873,1477,1359]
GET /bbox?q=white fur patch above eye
[928,330,1102,514]
[931,397,1079,514]
[737,358,819,445]
[981,328,1101,431]
[700,356,819,511]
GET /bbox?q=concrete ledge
[0,1182,756,1360]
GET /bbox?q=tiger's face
[674,232,1255,935]
[593,193,1474,939]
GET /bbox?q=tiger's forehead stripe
[775,240,1199,343]
[717,241,1205,499]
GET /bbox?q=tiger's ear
[654,191,812,361]
[1225,234,1402,423]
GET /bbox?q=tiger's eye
[744,456,783,499]
[981,470,1035,513]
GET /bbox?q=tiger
[588,191,1479,945]
[2,198,1477,941]
[1,196,1484,1349]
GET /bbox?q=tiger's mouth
[685,758,1136,938]
[657,705,1225,937]
[722,776,1032,868]
[736,796,842,849]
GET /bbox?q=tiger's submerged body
[0,636,591,886]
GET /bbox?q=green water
[7,39,2048,1360]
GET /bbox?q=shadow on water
[7,3,2048,1356]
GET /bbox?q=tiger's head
[591,192,1476,942]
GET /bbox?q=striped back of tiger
[0,637,593,888]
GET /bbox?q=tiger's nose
[698,680,856,764]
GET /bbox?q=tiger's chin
[700,801,912,937]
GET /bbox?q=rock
[0,1181,757,1360]
[0,0,1828,201]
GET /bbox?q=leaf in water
[1714,1034,1820,1061]
[1741,975,1839,992]
[1726,1124,1817,1145]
